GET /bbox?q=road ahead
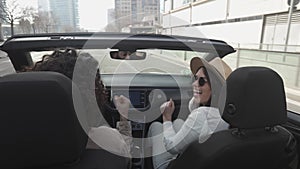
[0,52,15,76]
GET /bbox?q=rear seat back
[0,72,128,169]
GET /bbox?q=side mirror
[110,51,146,60]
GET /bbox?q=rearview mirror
[110,51,146,60]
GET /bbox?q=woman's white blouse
[163,106,229,154]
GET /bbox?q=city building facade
[38,0,50,12]
[162,0,300,51]
[48,0,79,32]
[114,0,160,32]
[0,0,6,39]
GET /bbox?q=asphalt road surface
[0,51,15,76]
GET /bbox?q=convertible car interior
[0,32,299,169]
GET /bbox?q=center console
[107,88,149,169]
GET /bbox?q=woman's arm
[163,107,222,154]
[114,95,133,154]
[117,117,132,149]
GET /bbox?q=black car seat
[167,67,297,169]
[0,72,129,169]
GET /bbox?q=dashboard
[101,73,194,127]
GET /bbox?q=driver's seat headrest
[223,67,287,129]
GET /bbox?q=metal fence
[224,46,300,88]
[223,46,300,113]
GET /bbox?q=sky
[78,0,114,31]
[16,0,114,31]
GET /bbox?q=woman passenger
[147,57,229,169]
[29,48,132,157]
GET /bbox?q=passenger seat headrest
[0,72,87,168]
[223,67,287,129]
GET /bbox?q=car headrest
[0,72,88,169]
[223,67,287,129]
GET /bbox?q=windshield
[31,49,208,75]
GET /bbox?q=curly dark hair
[32,49,77,79]
[31,48,108,126]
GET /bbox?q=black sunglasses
[193,76,208,87]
